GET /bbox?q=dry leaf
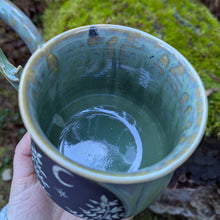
[207,72,220,83]
[206,88,219,97]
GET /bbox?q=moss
[42,0,220,137]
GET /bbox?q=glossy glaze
[0,1,208,219]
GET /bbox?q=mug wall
[25,26,205,170]
[20,25,207,219]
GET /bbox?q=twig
[206,88,219,97]
[207,72,220,83]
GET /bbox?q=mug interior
[20,25,207,176]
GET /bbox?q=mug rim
[19,24,208,184]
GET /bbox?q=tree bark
[150,138,220,219]
[200,0,220,19]
[150,185,220,219]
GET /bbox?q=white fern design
[66,195,124,220]
[32,146,49,189]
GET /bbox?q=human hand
[7,132,82,220]
[7,133,132,220]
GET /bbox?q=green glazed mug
[0,0,208,219]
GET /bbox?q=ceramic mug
[0,1,208,219]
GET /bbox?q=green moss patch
[42,0,220,137]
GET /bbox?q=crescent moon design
[52,165,74,187]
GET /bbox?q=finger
[13,132,34,180]
[15,132,31,156]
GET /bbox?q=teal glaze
[0,0,44,89]
[0,1,208,219]
[0,0,44,53]
[19,25,207,218]
[100,174,172,217]
[0,48,22,90]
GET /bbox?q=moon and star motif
[52,165,74,188]
[31,142,125,220]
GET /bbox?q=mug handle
[0,0,44,90]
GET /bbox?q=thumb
[13,132,34,180]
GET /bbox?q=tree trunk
[200,0,220,19]
[150,138,220,219]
